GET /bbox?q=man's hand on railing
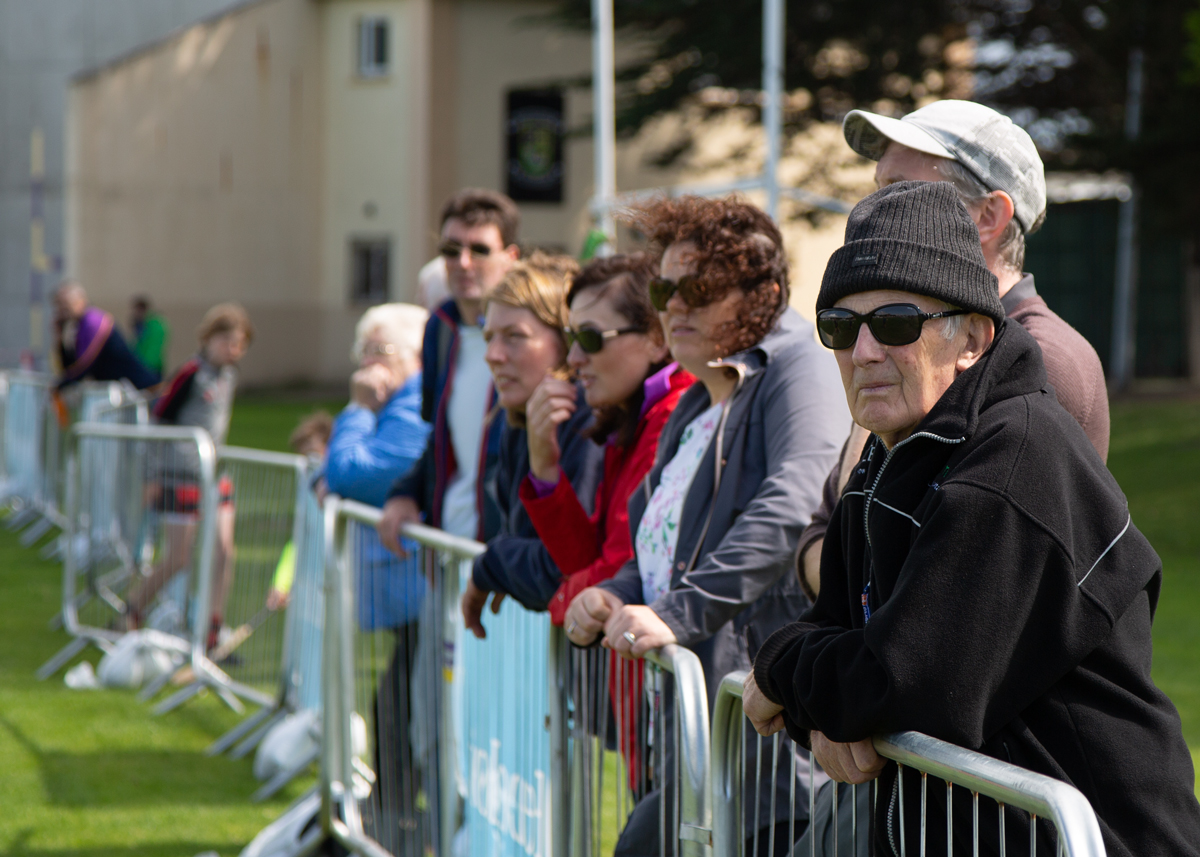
[563,587,623,647]
[603,604,678,659]
[811,731,885,784]
[378,496,421,556]
[742,671,786,737]
[462,578,506,639]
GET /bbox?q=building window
[357,17,389,77]
[350,239,390,304]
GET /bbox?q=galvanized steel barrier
[556,635,712,857]
[36,421,217,681]
[322,496,484,857]
[711,671,1107,857]
[153,446,310,717]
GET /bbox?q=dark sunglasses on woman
[647,274,713,312]
[564,325,641,354]
[816,303,967,350]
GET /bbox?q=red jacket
[519,366,694,625]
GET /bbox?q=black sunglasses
[648,274,713,312]
[439,240,494,260]
[564,325,641,354]
[816,303,967,350]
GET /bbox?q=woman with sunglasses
[517,253,694,626]
[460,253,606,636]
[563,196,850,857]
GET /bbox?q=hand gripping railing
[322,496,485,857]
[711,671,1107,857]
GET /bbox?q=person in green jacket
[130,296,169,383]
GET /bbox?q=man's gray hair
[937,159,1044,275]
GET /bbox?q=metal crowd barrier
[36,421,216,682]
[1,372,53,526]
[213,480,327,806]
[322,496,484,857]
[556,633,712,857]
[150,446,308,719]
[711,672,1107,857]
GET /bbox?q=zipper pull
[861,581,872,624]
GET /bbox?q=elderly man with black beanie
[743,181,1200,857]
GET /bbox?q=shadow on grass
[0,716,259,808]
[2,828,247,857]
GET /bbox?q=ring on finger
[567,621,579,636]
[622,631,637,646]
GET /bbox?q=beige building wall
[67,0,860,385]
[319,0,430,346]
[67,0,331,385]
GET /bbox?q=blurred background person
[459,252,605,635]
[265,410,334,612]
[325,302,431,845]
[326,303,430,507]
[415,256,449,311]
[378,188,521,552]
[563,196,850,857]
[53,279,156,390]
[126,303,253,652]
[129,295,170,385]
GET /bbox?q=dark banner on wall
[506,90,564,203]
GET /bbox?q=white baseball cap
[843,99,1046,234]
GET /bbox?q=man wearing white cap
[842,99,1108,457]
[797,99,1110,604]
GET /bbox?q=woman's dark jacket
[471,386,606,609]
[600,308,851,831]
[754,321,1200,857]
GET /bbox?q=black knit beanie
[817,181,1003,323]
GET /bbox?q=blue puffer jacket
[326,372,429,508]
[326,372,431,629]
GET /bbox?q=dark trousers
[367,622,423,856]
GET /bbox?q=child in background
[266,411,333,610]
[125,304,254,651]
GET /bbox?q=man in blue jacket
[377,189,521,549]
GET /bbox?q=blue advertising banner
[456,584,554,857]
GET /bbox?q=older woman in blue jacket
[326,301,431,841]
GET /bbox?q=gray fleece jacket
[598,308,851,830]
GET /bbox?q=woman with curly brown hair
[563,196,851,856]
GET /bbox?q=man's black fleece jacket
[753,320,1200,857]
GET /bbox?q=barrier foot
[213,684,246,714]
[153,680,205,715]
[251,747,320,802]
[19,516,55,546]
[209,704,281,756]
[230,708,289,759]
[36,636,89,680]
[5,507,39,531]
[39,535,65,561]
[137,667,177,703]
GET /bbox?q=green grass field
[0,394,1197,856]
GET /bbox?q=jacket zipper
[861,430,964,616]
[680,358,747,576]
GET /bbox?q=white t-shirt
[440,327,492,539]
[635,402,723,605]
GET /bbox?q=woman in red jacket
[519,252,694,623]
[519,253,693,794]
